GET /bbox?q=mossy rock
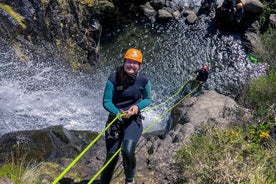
[0,126,99,164]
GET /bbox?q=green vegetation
[258,0,276,70]
[260,27,276,69]
[176,26,276,184]
[246,71,276,113]
[0,3,26,30]
[80,0,96,7]
[0,154,41,184]
[176,126,276,184]
[259,0,276,27]
[11,43,29,62]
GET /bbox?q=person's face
[124,59,141,76]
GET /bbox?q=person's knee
[121,139,136,158]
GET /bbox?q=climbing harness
[52,77,198,184]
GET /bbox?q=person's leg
[100,118,123,184]
[122,139,136,183]
[191,79,199,91]
[100,149,119,184]
[121,117,143,183]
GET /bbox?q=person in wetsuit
[213,0,244,30]
[190,65,209,94]
[100,48,151,184]
[199,0,217,15]
[193,65,209,83]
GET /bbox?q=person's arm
[137,81,151,110]
[236,7,244,22]
[103,80,120,116]
[192,69,199,77]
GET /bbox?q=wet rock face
[170,90,253,131]
[0,126,107,183]
[0,4,23,39]
[0,126,102,163]
[0,0,150,66]
[0,0,106,65]
[0,0,147,42]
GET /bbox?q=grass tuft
[176,126,276,184]
[0,3,26,30]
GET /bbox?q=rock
[157,9,174,21]
[217,0,224,8]
[0,126,106,183]
[145,8,157,17]
[134,90,253,183]
[186,11,198,24]
[243,31,263,52]
[243,20,264,53]
[244,0,264,15]
[0,0,105,65]
[141,2,157,18]
[269,14,276,28]
[170,90,252,133]
[152,0,167,10]
[0,4,25,39]
[0,126,104,163]
[0,177,13,184]
[172,10,181,20]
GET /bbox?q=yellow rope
[142,76,193,113]
[88,83,200,183]
[52,113,125,184]
[142,84,199,134]
[88,148,122,183]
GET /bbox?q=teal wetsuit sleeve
[137,81,151,110]
[103,80,120,116]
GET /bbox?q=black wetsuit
[100,68,151,184]
[194,69,209,82]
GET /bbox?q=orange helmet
[236,3,243,9]
[124,48,143,63]
[202,65,208,70]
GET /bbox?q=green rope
[142,76,193,113]
[52,113,125,184]
[88,84,200,183]
[143,84,199,134]
[88,148,122,184]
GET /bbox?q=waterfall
[0,17,267,136]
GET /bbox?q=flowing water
[0,15,267,136]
